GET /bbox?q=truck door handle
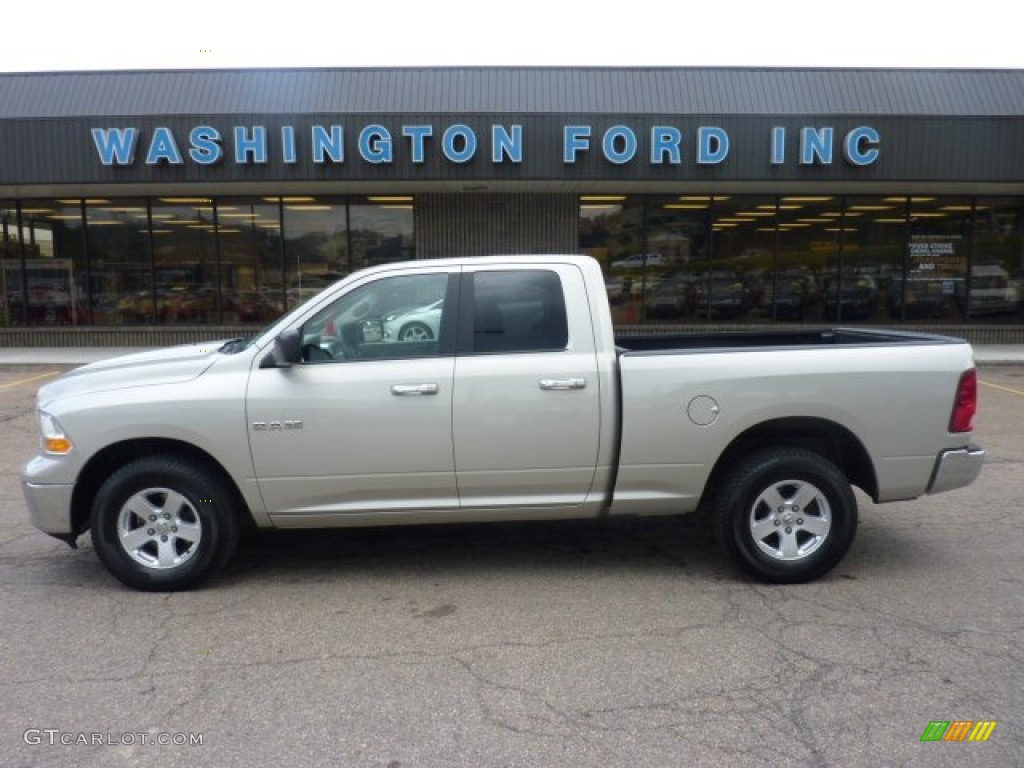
[539,378,586,391]
[390,383,439,396]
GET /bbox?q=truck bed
[610,323,977,519]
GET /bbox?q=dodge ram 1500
[22,255,984,590]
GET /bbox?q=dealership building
[0,66,1022,345]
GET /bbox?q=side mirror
[259,329,302,369]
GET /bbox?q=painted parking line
[980,380,1024,397]
[0,370,60,390]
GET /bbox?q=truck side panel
[611,342,977,515]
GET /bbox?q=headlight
[39,411,73,455]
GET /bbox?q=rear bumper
[927,445,985,495]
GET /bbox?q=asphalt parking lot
[0,363,1021,768]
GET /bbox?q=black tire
[712,447,858,584]
[399,322,433,341]
[90,455,240,591]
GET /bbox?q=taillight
[949,369,977,433]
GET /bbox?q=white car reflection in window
[382,299,443,341]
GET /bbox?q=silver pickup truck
[22,255,984,590]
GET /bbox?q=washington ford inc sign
[90,123,881,169]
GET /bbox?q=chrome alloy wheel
[748,479,832,561]
[399,323,433,341]
[116,487,203,569]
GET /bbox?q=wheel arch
[703,417,878,507]
[70,439,254,539]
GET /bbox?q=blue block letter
[402,125,433,164]
[189,126,222,165]
[843,126,880,166]
[602,126,637,165]
[800,127,834,165]
[564,126,591,163]
[443,124,477,163]
[360,125,394,164]
[697,127,729,165]
[234,126,268,164]
[492,125,522,163]
[91,128,138,165]
[651,126,682,164]
[312,126,345,164]
[281,126,297,164]
[771,126,786,165]
[146,127,183,165]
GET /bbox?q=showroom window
[17,200,86,326]
[218,198,285,323]
[901,197,972,323]
[349,196,415,267]
[148,199,219,324]
[773,196,840,323]
[973,198,1024,322]
[580,194,1024,327]
[641,196,713,324]
[1,202,19,326]
[580,195,638,323]
[85,199,153,324]
[281,196,349,308]
[833,196,904,323]
[709,196,776,323]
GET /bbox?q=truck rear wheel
[712,447,858,583]
[90,456,240,591]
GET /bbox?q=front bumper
[927,445,985,495]
[22,467,75,544]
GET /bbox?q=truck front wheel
[713,448,858,583]
[90,456,240,591]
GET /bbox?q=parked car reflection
[694,277,750,319]
[644,274,694,318]
[887,276,961,320]
[382,299,443,341]
[611,253,666,271]
[763,276,813,321]
[824,275,877,321]
[225,291,279,323]
[968,266,1018,316]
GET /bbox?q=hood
[38,341,226,407]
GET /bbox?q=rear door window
[465,270,568,354]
